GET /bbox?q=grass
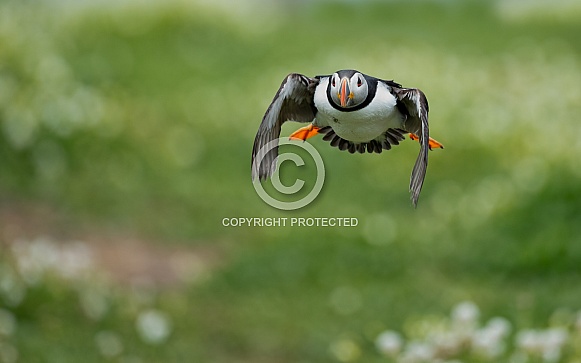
[1,0,581,362]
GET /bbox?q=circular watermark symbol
[252,138,325,210]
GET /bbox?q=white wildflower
[431,331,464,358]
[516,329,542,354]
[57,241,93,278]
[544,327,568,351]
[10,238,94,284]
[472,317,512,358]
[516,328,568,362]
[450,301,480,348]
[486,317,512,338]
[375,330,403,357]
[451,301,480,331]
[400,341,435,363]
[12,237,59,285]
[473,328,505,358]
[135,309,172,345]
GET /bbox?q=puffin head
[329,70,369,109]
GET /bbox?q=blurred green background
[1,0,581,362]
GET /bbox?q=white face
[329,72,368,108]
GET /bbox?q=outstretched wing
[393,87,430,208]
[251,73,318,181]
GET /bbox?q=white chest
[313,78,403,143]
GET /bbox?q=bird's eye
[331,78,336,87]
[357,77,363,87]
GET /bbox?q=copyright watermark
[252,138,325,210]
[222,217,359,227]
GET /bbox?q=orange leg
[409,133,444,150]
[289,124,320,141]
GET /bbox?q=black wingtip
[410,195,419,209]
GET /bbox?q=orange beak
[340,78,350,107]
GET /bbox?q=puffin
[251,70,443,207]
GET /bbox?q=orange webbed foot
[409,133,444,150]
[289,124,320,141]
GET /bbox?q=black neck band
[326,76,378,113]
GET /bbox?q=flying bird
[251,70,443,207]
